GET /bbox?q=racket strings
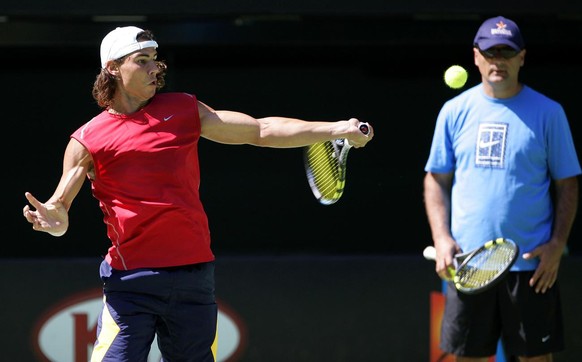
[455,242,517,290]
[305,141,344,202]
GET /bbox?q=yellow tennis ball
[444,65,468,89]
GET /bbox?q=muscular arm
[423,171,459,280]
[198,101,373,148]
[23,138,92,236]
[523,176,579,293]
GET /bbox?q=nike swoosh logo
[163,115,174,121]
[479,140,500,148]
[542,335,551,343]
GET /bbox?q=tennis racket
[423,238,519,294]
[303,123,369,205]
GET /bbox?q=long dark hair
[92,30,167,109]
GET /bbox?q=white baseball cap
[100,26,158,68]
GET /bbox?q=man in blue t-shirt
[424,15,581,362]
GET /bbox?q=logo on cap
[491,21,512,37]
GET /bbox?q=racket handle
[345,122,370,148]
[359,123,370,135]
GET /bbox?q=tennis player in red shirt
[23,26,373,361]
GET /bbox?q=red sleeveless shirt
[72,93,214,270]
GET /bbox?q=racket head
[453,238,519,294]
[303,122,369,205]
[304,138,350,205]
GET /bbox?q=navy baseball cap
[473,16,525,51]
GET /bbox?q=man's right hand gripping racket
[303,123,369,205]
[423,238,519,294]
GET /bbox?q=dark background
[4,1,582,258]
[3,256,580,361]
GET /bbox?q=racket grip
[359,123,370,135]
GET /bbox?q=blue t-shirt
[425,84,581,270]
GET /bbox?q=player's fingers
[436,265,454,281]
[542,270,558,293]
[535,279,550,294]
[23,205,36,223]
[530,269,555,294]
[24,192,43,208]
[522,251,538,260]
[529,269,540,288]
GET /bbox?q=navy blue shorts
[440,271,564,358]
[91,259,217,362]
